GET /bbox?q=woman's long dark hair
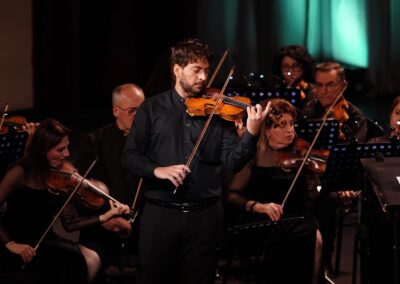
[18,118,71,185]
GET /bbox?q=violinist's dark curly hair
[170,38,213,82]
[18,118,71,184]
[272,45,314,83]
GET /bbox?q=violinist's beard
[179,79,206,97]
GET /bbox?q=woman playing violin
[226,98,322,284]
[272,45,314,104]
[0,119,129,283]
[369,95,400,142]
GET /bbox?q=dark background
[24,0,398,132]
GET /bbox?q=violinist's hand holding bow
[5,241,36,264]
[245,102,271,136]
[154,165,192,187]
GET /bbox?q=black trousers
[138,201,223,284]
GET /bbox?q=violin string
[222,96,251,109]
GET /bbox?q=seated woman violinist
[272,45,314,104]
[226,98,322,284]
[0,119,130,284]
[369,95,400,142]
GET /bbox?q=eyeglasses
[313,81,340,91]
[114,105,138,116]
[281,63,302,71]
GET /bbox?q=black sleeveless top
[3,186,64,245]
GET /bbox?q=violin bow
[282,83,347,208]
[22,159,98,269]
[0,103,9,132]
[207,49,229,89]
[128,177,143,224]
[173,66,235,194]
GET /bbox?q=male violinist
[72,83,145,280]
[301,61,367,277]
[302,61,367,142]
[121,38,269,284]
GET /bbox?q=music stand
[220,216,305,283]
[294,119,339,150]
[360,157,400,284]
[225,87,302,108]
[322,142,400,191]
[0,131,28,177]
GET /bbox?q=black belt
[146,197,220,213]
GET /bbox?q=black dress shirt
[121,89,259,202]
[75,123,139,204]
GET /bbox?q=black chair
[365,119,385,141]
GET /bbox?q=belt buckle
[181,204,190,213]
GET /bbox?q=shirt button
[186,123,190,127]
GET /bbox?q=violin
[48,161,133,215]
[331,97,349,124]
[0,115,27,133]
[292,79,308,100]
[277,138,329,174]
[330,97,350,140]
[185,88,252,121]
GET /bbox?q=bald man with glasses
[72,83,145,282]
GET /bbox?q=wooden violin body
[278,138,329,174]
[185,88,251,122]
[48,161,108,209]
[0,115,27,133]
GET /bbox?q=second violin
[278,137,329,174]
[48,160,134,218]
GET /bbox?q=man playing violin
[121,38,269,284]
[302,61,368,142]
[302,61,367,277]
[72,83,145,278]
